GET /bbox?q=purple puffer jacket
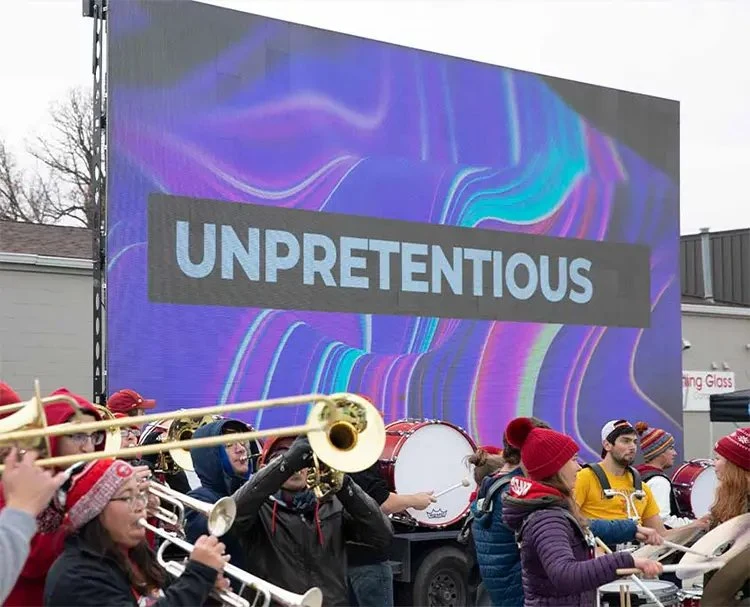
[502,477,635,606]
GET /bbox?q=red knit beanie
[715,427,750,471]
[64,459,135,530]
[505,417,579,480]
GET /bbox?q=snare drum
[379,419,477,527]
[678,588,702,607]
[672,460,718,519]
[598,579,679,607]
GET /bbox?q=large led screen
[106,0,681,458]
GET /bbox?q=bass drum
[672,459,718,519]
[380,419,477,528]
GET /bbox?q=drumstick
[619,584,626,607]
[433,478,470,498]
[661,539,714,559]
[597,538,665,607]
[616,561,724,576]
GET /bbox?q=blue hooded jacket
[184,420,253,578]
[472,467,639,607]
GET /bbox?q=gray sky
[1,0,748,235]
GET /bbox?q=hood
[501,476,567,532]
[46,388,103,457]
[191,420,251,496]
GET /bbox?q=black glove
[283,435,314,472]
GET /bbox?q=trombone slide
[148,481,237,537]
[141,519,324,607]
[157,543,249,607]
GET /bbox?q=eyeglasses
[110,492,149,510]
[68,431,106,446]
[120,428,141,439]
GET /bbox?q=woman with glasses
[44,458,228,606]
[0,387,106,607]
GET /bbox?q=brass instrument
[93,404,125,453]
[143,518,324,607]
[139,414,218,475]
[0,380,84,461]
[148,480,236,537]
[0,392,386,481]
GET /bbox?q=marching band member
[107,389,191,493]
[346,460,436,607]
[107,388,157,419]
[114,412,141,449]
[232,434,393,607]
[710,427,750,525]
[44,458,227,606]
[184,419,253,579]
[704,427,750,598]
[0,449,66,604]
[0,387,106,607]
[574,420,667,533]
[634,421,696,528]
[471,419,661,607]
[501,418,663,606]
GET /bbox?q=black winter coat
[44,535,217,607]
[232,456,393,607]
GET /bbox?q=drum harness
[584,463,647,522]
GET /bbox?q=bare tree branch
[0,141,60,225]
[28,87,94,228]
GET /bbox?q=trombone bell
[307,393,385,474]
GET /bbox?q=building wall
[0,257,93,401]
[681,304,750,460]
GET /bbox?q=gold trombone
[148,480,237,537]
[143,518,324,607]
[0,387,386,476]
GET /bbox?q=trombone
[0,389,386,477]
[149,480,237,537]
[142,518,324,607]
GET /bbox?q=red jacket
[1,389,103,607]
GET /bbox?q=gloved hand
[283,436,314,472]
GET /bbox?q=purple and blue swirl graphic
[106,2,680,459]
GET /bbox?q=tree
[0,140,60,224]
[28,87,94,228]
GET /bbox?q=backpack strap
[459,475,514,544]
[477,475,513,514]
[584,463,645,500]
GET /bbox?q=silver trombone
[148,480,237,537]
[156,541,249,607]
[141,518,323,607]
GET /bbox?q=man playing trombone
[184,419,255,580]
[232,435,393,607]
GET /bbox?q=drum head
[392,422,476,527]
[689,465,717,519]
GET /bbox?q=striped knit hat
[63,459,135,530]
[715,427,750,471]
[635,421,675,462]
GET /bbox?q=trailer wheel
[411,545,470,606]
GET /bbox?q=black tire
[410,545,470,607]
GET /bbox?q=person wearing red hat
[501,417,662,606]
[106,388,156,417]
[704,427,750,599]
[708,427,750,528]
[232,434,393,607]
[0,387,106,607]
[0,449,67,604]
[44,458,227,606]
